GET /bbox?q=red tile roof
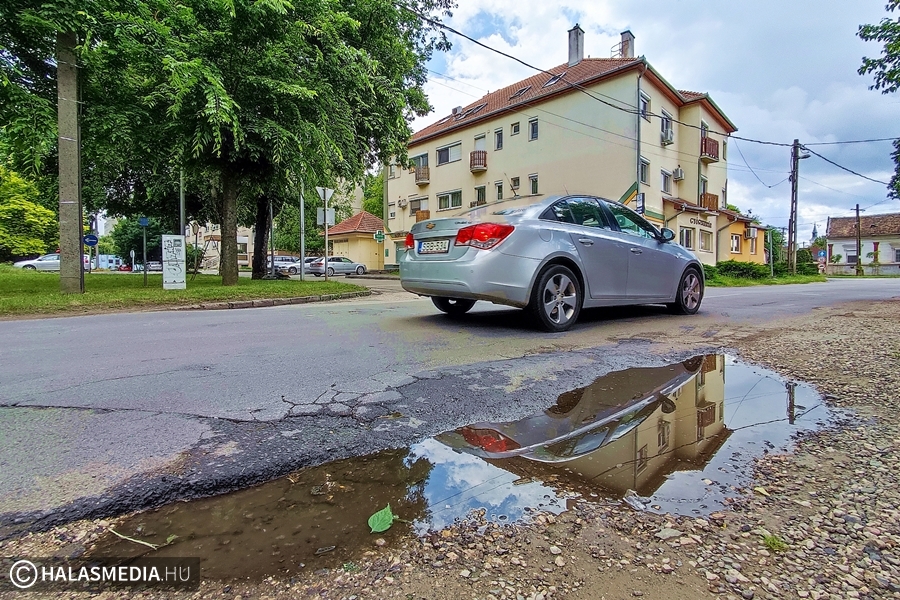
[826,212,900,238]
[411,58,641,146]
[663,197,708,213]
[411,59,736,147]
[327,211,385,236]
[717,208,755,223]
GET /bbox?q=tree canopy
[1,0,453,281]
[0,165,58,260]
[859,2,900,198]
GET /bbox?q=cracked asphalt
[1,277,899,538]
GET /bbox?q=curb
[171,290,372,312]
[345,274,401,281]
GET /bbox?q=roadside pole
[299,178,305,282]
[768,228,774,277]
[316,187,334,282]
[855,204,864,276]
[140,217,148,287]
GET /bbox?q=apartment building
[384,27,738,266]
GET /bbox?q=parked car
[399,194,704,332]
[267,255,300,270]
[13,254,90,271]
[279,256,321,275]
[308,256,367,276]
[435,356,705,463]
[118,264,133,272]
[146,260,163,272]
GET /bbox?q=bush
[773,262,788,277]
[702,264,719,281]
[797,262,819,275]
[716,260,771,279]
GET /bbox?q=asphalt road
[1,277,898,535]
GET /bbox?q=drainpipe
[636,62,646,201]
[716,218,734,263]
[665,206,685,228]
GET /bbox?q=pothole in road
[91,354,845,580]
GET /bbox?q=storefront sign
[690,217,712,228]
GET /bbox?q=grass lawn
[706,274,827,287]
[0,265,366,318]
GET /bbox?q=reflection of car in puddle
[438,355,730,498]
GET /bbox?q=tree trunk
[251,195,270,279]
[220,171,239,286]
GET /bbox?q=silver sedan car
[400,194,704,332]
[308,256,367,276]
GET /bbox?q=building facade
[385,27,738,267]
[826,212,900,275]
[327,211,386,271]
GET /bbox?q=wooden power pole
[855,204,864,276]
[787,139,799,275]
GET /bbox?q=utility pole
[788,139,799,275]
[855,204,864,276]
[299,177,306,282]
[768,228,774,277]
[57,31,84,294]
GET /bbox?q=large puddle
[92,354,841,580]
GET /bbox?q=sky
[412,0,900,242]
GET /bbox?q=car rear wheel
[288,266,298,275]
[356,266,365,275]
[528,264,582,332]
[668,267,703,315]
[23,265,36,270]
[326,267,334,277]
[432,297,476,316]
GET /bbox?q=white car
[14,254,90,271]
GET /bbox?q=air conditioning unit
[398,198,408,208]
[661,128,674,145]
[744,227,758,239]
[672,167,685,181]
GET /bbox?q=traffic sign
[138,217,149,227]
[374,230,385,243]
[817,250,826,259]
[83,234,99,247]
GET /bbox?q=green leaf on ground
[368,504,396,533]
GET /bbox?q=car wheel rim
[682,273,701,310]
[542,273,577,325]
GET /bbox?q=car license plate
[418,239,449,254]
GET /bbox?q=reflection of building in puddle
[438,355,729,499]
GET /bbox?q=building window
[661,170,672,194]
[409,198,426,214]
[639,157,650,184]
[848,253,858,264]
[661,110,673,143]
[544,72,566,87]
[750,237,757,254]
[510,177,520,190]
[722,139,728,161]
[389,210,396,219]
[679,227,695,249]
[699,230,712,252]
[511,122,520,135]
[529,174,538,195]
[389,164,397,178]
[529,118,538,140]
[895,248,900,263]
[436,142,461,165]
[475,186,486,205]
[640,92,651,121]
[658,421,670,450]
[495,129,503,150]
[731,234,741,253]
[495,182,503,200]
[411,154,428,168]
[637,444,649,472]
[700,177,708,195]
[474,134,486,151]
[437,190,462,210]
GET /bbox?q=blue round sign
[83,234,99,247]
[817,250,826,258]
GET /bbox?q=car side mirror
[659,228,676,242]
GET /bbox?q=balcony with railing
[700,137,719,163]
[470,150,487,172]
[700,192,719,211]
[414,166,430,186]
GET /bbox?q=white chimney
[568,24,584,67]
[620,30,635,59]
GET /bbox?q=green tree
[96,235,116,255]
[859,3,900,198]
[362,171,385,217]
[109,217,165,266]
[0,165,58,260]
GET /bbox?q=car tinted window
[540,201,575,224]
[603,202,659,239]
[567,197,610,229]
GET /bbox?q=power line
[732,138,789,188]
[805,137,898,146]
[802,146,891,186]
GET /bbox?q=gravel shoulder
[1,299,898,600]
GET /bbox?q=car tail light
[455,223,514,250]
[405,232,414,249]
[459,427,521,453]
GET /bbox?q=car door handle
[630,248,643,254]
[577,238,594,246]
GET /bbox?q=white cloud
[414,0,900,239]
